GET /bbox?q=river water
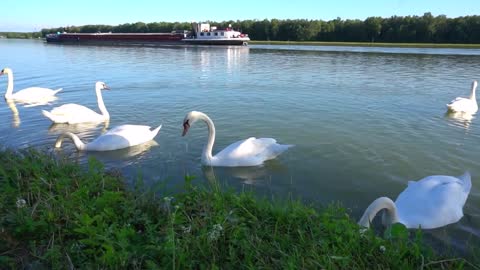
[1,39,479,255]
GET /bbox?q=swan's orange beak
[182,120,190,136]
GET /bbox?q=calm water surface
[1,39,480,254]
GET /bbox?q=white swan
[55,124,161,151]
[182,111,293,167]
[42,81,110,124]
[447,80,478,114]
[1,67,62,103]
[358,172,472,229]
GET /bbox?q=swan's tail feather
[268,144,294,159]
[42,109,63,123]
[458,171,472,193]
[42,110,54,121]
[151,125,162,138]
[53,88,63,95]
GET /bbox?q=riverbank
[2,35,480,49]
[0,32,42,39]
[251,40,480,49]
[0,148,475,269]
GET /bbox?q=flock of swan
[1,67,476,231]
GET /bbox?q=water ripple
[1,39,480,255]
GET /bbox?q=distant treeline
[40,13,480,43]
[0,32,42,39]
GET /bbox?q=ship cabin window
[221,32,224,36]
[214,32,218,36]
[207,32,211,36]
[200,32,204,36]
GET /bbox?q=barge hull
[183,39,249,46]
[46,40,185,46]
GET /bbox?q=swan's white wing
[12,87,60,103]
[104,125,157,146]
[106,125,152,135]
[213,137,292,166]
[45,103,103,123]
[447,97,465,105]
[50,104,97,115]
[87,134,132,151]
[85,125,160,151]
[215,137,271,159]
[395,175,469,229]
[447,97,477,113]
[13,87,60,99]
[50,104,100,117]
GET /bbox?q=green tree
[270,19,279,40]
[38,15,480,43]
[365,17,382,42]
[416,12,435,42]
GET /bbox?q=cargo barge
[46,23,250,46]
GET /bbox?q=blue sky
[2,0,480,32]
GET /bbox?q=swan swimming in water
[55,124,161,151]
[0,67,62,104]
[358,172,472,229]
[182,111,293,167]
[447,80,478,114]
[42,81,110,124]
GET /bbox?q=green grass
[250,40,480,49]
[0,148,476,269]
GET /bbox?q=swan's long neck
[4,72,14,99]
[95,87,109,119]
[197,112,216,163]
[358,197,400,228]
[469,82,477,100]
[54,132,86,151]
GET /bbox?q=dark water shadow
[201,158,289,187]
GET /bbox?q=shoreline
[250,40,480,49]
[2,36,480,49]
[0,148,475,268]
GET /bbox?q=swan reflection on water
[48,120,110,136]
[445,111,475,129]
[6,99,58,128]
[203,165,268,186]
[90,139,159,161]
[55,140,159,166]
[202,159,287,186]
[6,99,20,128]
